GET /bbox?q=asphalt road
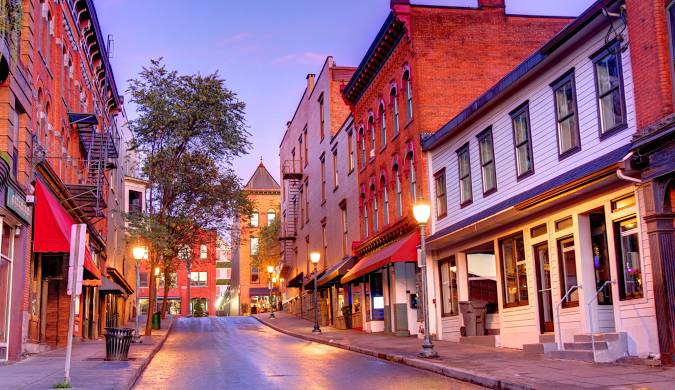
[133,316,483,390]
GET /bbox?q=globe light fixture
[413,202,431,225]
[413,201,439,359]
[132,246,146,261]
[310,251,321,264]
[267,264,274,273]
[131,246,146,343]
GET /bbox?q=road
[133,316,483,390]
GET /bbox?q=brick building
[340,0,572,336]
[278,57,359,328]
[231,161,280,315]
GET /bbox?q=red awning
[341,232,420,284]
[33,180,101,280]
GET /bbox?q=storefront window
[139,271,149,288]
[499,234,528,307]
[439,256,458,316]
[558,237,579,306]
[1,223,14,358]
[615,217,643,300]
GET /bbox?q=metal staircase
[280,160,302,273]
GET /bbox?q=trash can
[459,300,487,336]
[341,306,352,329]
[104,327,133,361]
[152,311,161,330]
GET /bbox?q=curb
[253,316,536,390]
[124,318,176,390]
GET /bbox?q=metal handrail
[555,285,580,351]
[587,280,615,362]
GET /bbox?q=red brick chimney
[390,0,409,8]
[306,73,315,95]
[479,0,505,8]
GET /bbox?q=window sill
[460,200,473,209]
[333,185,339,192]
[379,144,387,154]
[558,145,581,161]
[391,132,400,142]
[599,122,628,140]
[348,168,355,176]
[482,187,497,197]
[503,301,529,309]
[516,170,535,182]
[441,313,459,318]
[321,199,326,207]
[404,118,414,130]
[436,212,447,221]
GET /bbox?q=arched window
[371,184,379,232]
[267,209,276,225]
[394,164,402,218]
[368,115,375,156]
[381,175,389,226]
[250,209,259,227]
[362,193,369,238]
[403,69,413,120]
[200,244,208,259]
[359,126,366,169]
[379,102,386,147]
[391,86,399,136]
[408,154,417,201]
[43,102,50,152]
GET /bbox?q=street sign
[67,224,86,296]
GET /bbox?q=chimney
[390,0,409,8]
[479,0,505,8]
[306,73,315,95]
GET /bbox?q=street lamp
[310,251,321,334]
[413,201,438,359]
[267,264,276,319]
[131,246,147,343]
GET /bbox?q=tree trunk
[145,260,156,336]
[161,269,170,319]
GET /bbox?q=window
[552,71,580,157]
[511,103,534,178]
[439,256,458,316]
[434,169,447,219]
[267,209,276,225]
[332,150,339,189]
[129,191,143,214]
[359,127,366,169]
[615,217,642,300]
[159,272,177,288]
[403,69,412,121]
[394,165,402,217]
[348,131,355,172]
[381,176,389,226]
[299,188,304,228]
[190,271,207,287]
[371,185,379,232]
[139,272,148,288]
[457,143,472,205]
[555,216,573,231]
[320,156,326,203]
[216,267,232,280]
[611,194,635,211]
[250,237,259,256]
[318,94,325,140]
[250,209,259,227]
[391,87,399,136]
[669,2,675,95]
[362,194,369,238]
[341,202,349,257]
[477,127,497,194]
[303,128,308,166]
[368,116,375,157]
[408,155,416,201]
[298,137,304,173]
[322,224,328,267]
[304,181,309,222]
[500,234,528,307]
[379,102,386,147]
[558,237,579,306]
[251,266,259,283]
[200,244,208,259]
[530,224,547,238]
[593,46,626,135]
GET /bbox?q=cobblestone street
[133,316,481,390]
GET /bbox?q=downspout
[616,151,643,184]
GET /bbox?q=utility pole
[64,224,86,385]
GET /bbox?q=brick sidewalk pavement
[254,312,675,390]
[0,317,173,390]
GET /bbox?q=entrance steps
[525,332,628,363]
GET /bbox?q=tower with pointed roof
[229,161,281,315]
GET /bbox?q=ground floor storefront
[427,181,660,359]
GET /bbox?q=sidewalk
[0,317,174,390]
[254,312,675,390]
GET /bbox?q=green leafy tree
[126,59,251,334]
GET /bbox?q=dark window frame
[551,69,581,159]
[476,126,497,195]
[557,235,580,308]
[456,142,473,207]
[434,168,447,219]
[438,256,459,317]
[318,93,325,141]
[613,215,644,301]
[498,232,529,308]
[590,42,628,138]
[509,101,535,180]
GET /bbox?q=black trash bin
[152,311,161,330]
[341,306,352,329]
[104,327,133,361]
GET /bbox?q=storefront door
[534,243,554,333]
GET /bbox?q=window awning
[99,277,125,295]
[249,287,278,297]
[317,256,357,287]
[286,272,304,288]
[341,232,420,284]
[33,180,101,280]
[303,270,326,290]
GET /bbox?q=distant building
[230,162,280,315]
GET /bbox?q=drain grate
[85,357,137,361]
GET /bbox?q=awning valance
[286,272,304,288]
[341,232,419,284]
[33,180,101,280]
[317,256,357,287]
[303,270,326,290]
[99,277,125,295]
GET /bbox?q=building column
[574,213,599,333]
[393,263,410,336]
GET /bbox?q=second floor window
[369,117,376,157]
[391,87,399,136]
[477,127,496,194]
[359,127,366,169]
[552,71,580,157]
[382,177,389,226]
[408,156,417,201]
[190,271,207,287]
[250,237,259,256]
[371,185,379,232]
[200,244,208,259]
[404,70,413,121]
[267,209,276,225]
[457,144,472,205]
[348,131,355,172]
[394,166,402,217]
[250,209,259,227]
[593,46,626,134]
[139,272,148,288]
[362,198,369,238]
[434,169,447,219]
[341,204,348,257]
[129,190,143,214]
[379,102,386,147]
[511,103,534,178]
[251,266,259,283]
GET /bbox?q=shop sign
[6,186,32,223]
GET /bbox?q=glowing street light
[267,264,276,319]
[310,251,321,334]
[413,201,438,358]
[131,246,147,343]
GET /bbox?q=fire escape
[280,160,302,278]
[65,113,119,224]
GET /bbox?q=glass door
[534,243,554,333]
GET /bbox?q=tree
[126,59,251,335]
[250,208,281,272]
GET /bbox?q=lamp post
[413,202,438,358]
[267,265,276,319]
[131,246,147,343]
[310,252,321,334]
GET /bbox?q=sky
[94,0,595,184]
